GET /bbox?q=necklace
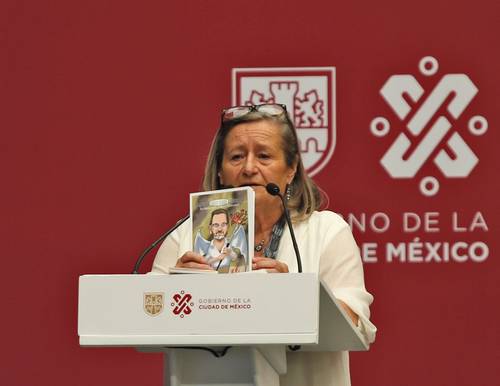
[254,240,265,252]
[253,216,286,258]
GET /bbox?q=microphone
[132,214,189,274]
[265,183,303,273]
[266,183,304,352]
[265,183,280,196]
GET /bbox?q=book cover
[190,187,254,273]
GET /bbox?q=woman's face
[218,120,296,206]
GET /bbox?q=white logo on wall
[370,56,488,196]
[232,67,336,177]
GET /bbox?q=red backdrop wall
[2,1,499,385]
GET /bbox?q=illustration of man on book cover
[191,189,250,273]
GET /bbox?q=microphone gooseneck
[265,183,304,352]
[132,214,190,274]
[264,183,303,273]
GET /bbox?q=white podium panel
[78,271,371,386]
[78,273,319,346]
[308,282,369,351]
[165,347,283,386]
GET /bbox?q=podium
[78,273,369,385]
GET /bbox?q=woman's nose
[242,155,258,175]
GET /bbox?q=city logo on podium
[370,56,488,196]
[232,67,336,177]
[171,290,194,318]
[144,292,164,316]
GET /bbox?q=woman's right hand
[175,251,214,270]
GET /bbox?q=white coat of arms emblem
[232,67,336,176]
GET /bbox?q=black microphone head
[265,183,281,196]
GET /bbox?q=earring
[285,184,292,201]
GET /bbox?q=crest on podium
[144,292,164,316]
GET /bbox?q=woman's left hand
[252,257,289,273]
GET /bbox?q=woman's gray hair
[202,110,326,222]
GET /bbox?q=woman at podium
[152,103,376,386]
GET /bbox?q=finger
[176,260,209,269]
[252,257,279,267]
[253,265,282,273]
[253,260,274,268]
[179,252,207,264]
[253,259,287,273]
[179,261,214,270]
[252,260,276,271]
